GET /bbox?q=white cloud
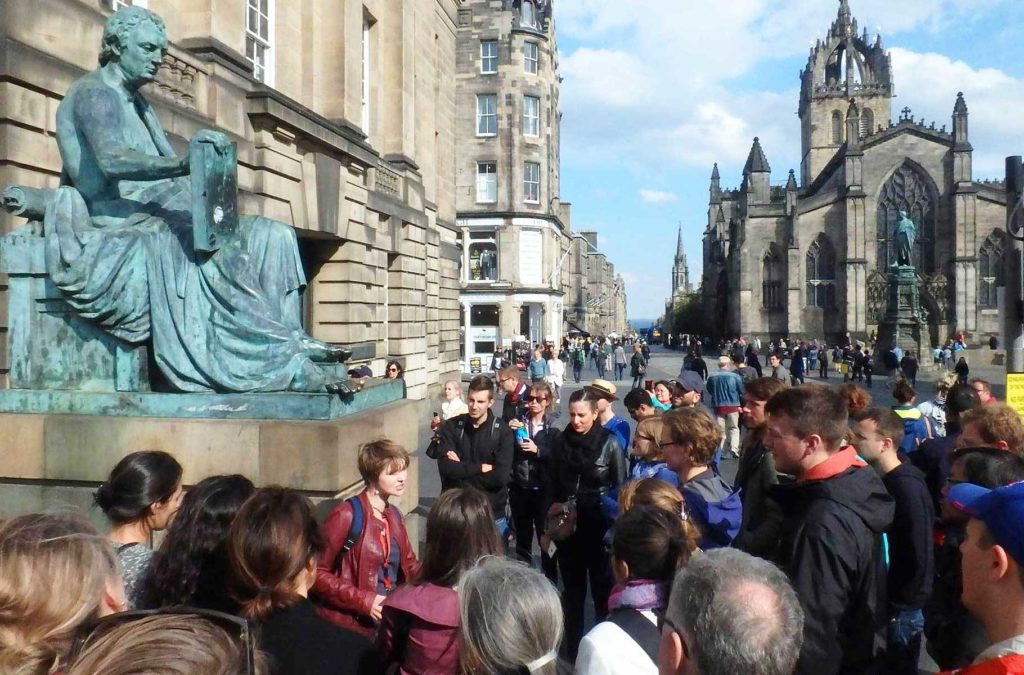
[639,189,679,204]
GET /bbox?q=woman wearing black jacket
[509,381,561,583]
[547,387,627,661]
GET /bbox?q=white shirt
[575,611,658,675]
[547,358,565,387]
[441,397,468,421]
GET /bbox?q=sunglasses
[71,607,256,674]
[526,395,550,403]
[654,609,691,656]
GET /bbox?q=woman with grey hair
[458,557,566,674]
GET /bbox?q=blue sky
[554,0,1024,321]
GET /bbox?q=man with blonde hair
[958,404,1024,456]
[660,408,741,549]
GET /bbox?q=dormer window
[520,0,538,29]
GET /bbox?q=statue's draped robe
[894,218,916,267]
[48,75,330,392]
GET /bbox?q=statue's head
[899,210,908,218]
[99,7,168,87]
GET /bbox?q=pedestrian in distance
[768,352,789,383]
[629,343,647,389]
[613,342,628,381]
[705,356,745,458]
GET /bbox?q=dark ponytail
[95,451,183,525]
[227,487,323,623]
[611,505,687,583]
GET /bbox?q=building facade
[564,231,626,338]
[701,0,1008,347]
[0,0,463,398]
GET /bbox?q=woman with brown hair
[314,440,420,636]
[616,478,700,555]
[0,513,126,675]
[229,486,379,675]
[376,487,502,675]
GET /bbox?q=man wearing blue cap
[945,481,1024,674]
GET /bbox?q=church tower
[672,224,691,296]
[799,0,893,185]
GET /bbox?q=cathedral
[700,0,1008,347]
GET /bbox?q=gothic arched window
[762,246,783,311]
[831,110,843,145]
[876,163,937,273]
[979,232,1005,309]
[806,235,836,308]
[860,108,874,138]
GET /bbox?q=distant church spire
[838,0,852,26]
[676,224,685,259]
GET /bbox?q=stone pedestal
[0,396,427,542]
[878,265,925,361]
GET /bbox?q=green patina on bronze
[0,6,386,416]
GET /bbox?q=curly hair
[100,6,166,66]
[142,475,255,611]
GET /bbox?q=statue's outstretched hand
[191,129,233,155]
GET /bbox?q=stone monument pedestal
[877,265,926,362]
[0,393,426,540]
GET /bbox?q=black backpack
[606,609,660,665]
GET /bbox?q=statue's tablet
[190,137,239,253]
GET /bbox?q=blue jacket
[681,470,743,549]
[628,459,680,487]
[893,406,933,454]
[705,370,745,408]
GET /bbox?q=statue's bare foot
[303,338,353,363]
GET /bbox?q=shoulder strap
[606,609,660,665]
[341,496,365,555]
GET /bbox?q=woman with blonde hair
[617,478,700,555]
[627,417,678,487]
[0,513,126,675]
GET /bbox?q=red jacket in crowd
[313,490,420,636]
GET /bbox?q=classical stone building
[564,231,627,338]
[701,0,1008,347]
[454,0,567,370]
[0,0,463,398]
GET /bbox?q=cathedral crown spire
[676,224,685,259]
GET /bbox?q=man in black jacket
[498,365,530,423]
[437,375,514,542]
[851,408,934,674]
[764,387,894,675]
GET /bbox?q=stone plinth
[0,396,427,542]
[879,265,925,361]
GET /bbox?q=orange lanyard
[379,513,393,592]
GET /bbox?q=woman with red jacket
[314,439,420,635]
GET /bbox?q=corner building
[701,0,1008,347]
[0,0,463,397]
[454,0,573,370]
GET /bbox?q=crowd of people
[5,340,1024,675]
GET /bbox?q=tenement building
[0,0,462,398]
[700,0,1008,346]
[565,231,627,339]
